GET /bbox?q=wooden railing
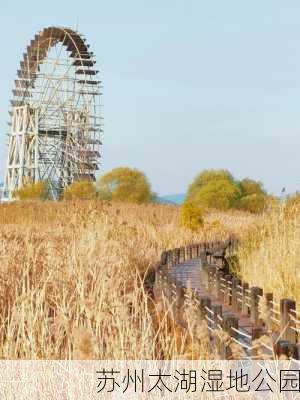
[154,239,300,360]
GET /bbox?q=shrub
[239,178,266,197]
[180,201,204,231]
[13,181,50,201]
[63,181,97,200]
[186,170,268,214]
[193,179,241,211]
[187,169,234,201]
[97,167,154,204]
[238,193,266,214]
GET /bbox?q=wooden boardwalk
[167,257,256,354]
[155,241,300,359]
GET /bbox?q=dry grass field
[237,203,300,305]
[0,200,297,359]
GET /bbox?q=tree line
[13,167,270,214]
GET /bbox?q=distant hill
[156,193,186,205]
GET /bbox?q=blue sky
[1,1,300,195]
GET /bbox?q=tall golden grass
[237,203,300,305]
[0,200,257,359]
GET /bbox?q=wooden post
[225,274,232,306]
[170,250,175,268]
[223,314,239,359]
[250,287,263,326]
[176,248,181,265]
[189,245,193,259]
[265,293,273,331]
[162,273,169,301]
[206,266,216,294]
[214,269,221,299]
[209,243,213,263]
[198,296,211,319]
[201,265,210,291]
[199,249,207,265]
[252,326,263,340]
[172,249,177,266]
[280,298,297,344]
[175,285,185,321]
[223,314,239,339]
[242,282,250,316]
[166,250,172,269]
[218,271,225,302]
[275,340,298,360]
[191,245,195,258]
[231,277,241,311]
[180,247,185,262]
[185,245,190,260]
[212,304,222,330]
[160,251,168,266]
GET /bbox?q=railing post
[175,285,185,322]
[201,265,209,291]
[166,250,172,269]
[200,248,207,265]
[207,266,216,293]
[214,269,221,299]
[162,272,170,302]
[176,248,181,265]
[195,244,199,258]
[160,251,167,266]
[191,245,195,258]
[225,274,232,306]
[186,245,190,260]
[173,249,177,266]
[219,271,225,302]
[275,340,298,360]
[223,314,239,339]
[223,314,239,359]
[180,247,185,262]
[198,296,211,320]
[242,282,250,316]
[231,277,241,311]
[280,298,297,344]
[250,287,263,326]
[212,304,222,330]
[265,293,273,331]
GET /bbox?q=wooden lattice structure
[2,26,102,200]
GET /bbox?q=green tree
[63,181,97,200]
[180,201,204,231]
[238,178,267,213]
[97,167,154,203]
[193,179,241,210]
[187,169,234,201]
[238,193,266,213]
[239,178,266,197]
[186,169,268,213]
[13,181,50,201]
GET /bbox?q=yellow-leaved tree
[13,181,50,201]
[97,167,154,203]
[62,181,97,200]
[187,169,241,211]
[185,169,268,214]
[180,201,204,231]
